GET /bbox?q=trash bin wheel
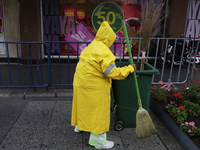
[114,121,124,131]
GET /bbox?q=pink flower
[160,86,165,89]
[166,83,171,87]
[166,106,168,108]
[175,104,177,106]
[189,121,195,127]
[188,129,191,133]
[159,81,163,85]
[185,122,188,125]
[165,87,170,91]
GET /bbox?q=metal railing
[0,38,199,99]
[0,42,50,99]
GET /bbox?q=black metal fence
[0,38,199,99]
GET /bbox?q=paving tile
[49,101,72,127]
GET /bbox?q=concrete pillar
[19,0,42,60]
[168,0,189,38]
[3,0,21,58]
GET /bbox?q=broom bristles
[136,108,157,139]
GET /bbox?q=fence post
[47,43,52,87]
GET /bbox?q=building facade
[1,0,200,60]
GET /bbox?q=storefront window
[186,0,200,40]
[42,0,149,56]
[0,0,6,55]
[185,0,200,55]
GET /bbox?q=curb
[150,98,200,150]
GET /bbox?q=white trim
[44,55,156,60]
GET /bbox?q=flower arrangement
[180,121,200,137]
[150,81,170,101]
[151,79,200,147]
[166,102,187,124]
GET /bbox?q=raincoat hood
[94,21,116,47]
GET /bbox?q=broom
[122,20,157,139]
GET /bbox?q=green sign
[91,2,124,33]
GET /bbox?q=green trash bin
[111,62,159,131]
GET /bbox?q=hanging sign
[91,2,124,33]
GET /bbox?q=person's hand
[129,64,137,71]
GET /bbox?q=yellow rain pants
[71,21,135,134]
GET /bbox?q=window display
[42,0,149,56]
[186,0,200,39]
[185,0,200,56]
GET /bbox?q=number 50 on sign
[92,2,124,33]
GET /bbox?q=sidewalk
[0,88,183,150]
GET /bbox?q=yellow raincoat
[71,21,135,134]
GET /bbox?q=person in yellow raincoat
[71,21,136,149]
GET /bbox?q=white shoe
[95,140,114,149]
[74,125,81,133]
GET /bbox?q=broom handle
[122,20,142,108]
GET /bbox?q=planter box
[150,98,200,150]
